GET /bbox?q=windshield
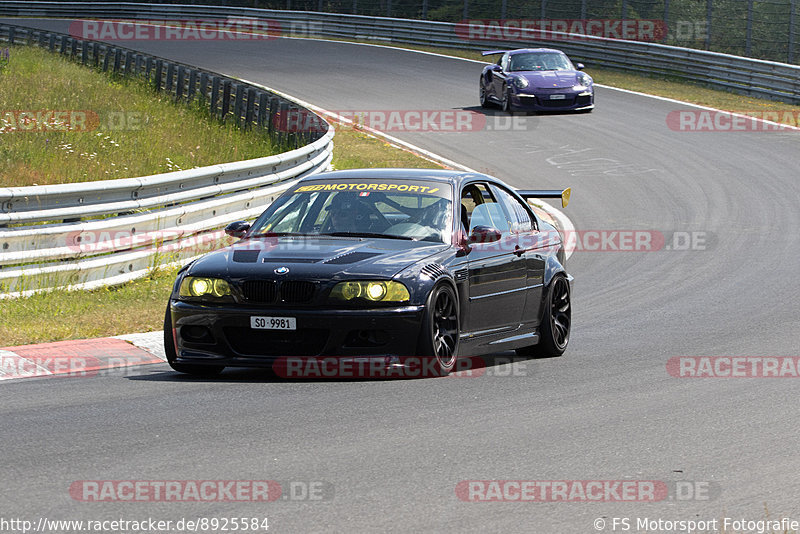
[509,52,573,72]
[248,179,453,243]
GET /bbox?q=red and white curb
[0,332,166,382]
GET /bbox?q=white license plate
[550,94,566,100]
[250,316,297,330]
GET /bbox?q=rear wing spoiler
[481,50,507,56]
[516,188,571,208]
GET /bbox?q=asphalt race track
[3,19,800,532]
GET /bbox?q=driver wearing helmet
[325,193,372,233]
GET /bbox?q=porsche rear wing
[481,50,508,56]
[516,188,571,208]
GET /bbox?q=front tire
[516,275,571,358]
[417,283,460,376]
[164,304,224,377]
[501,87,514,113]
[479,82,490,108]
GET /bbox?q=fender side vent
[454,269,468,282]
[421,263,447,279]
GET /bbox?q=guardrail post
[145,56,153,80]
[60,35,67,54]
[234,83,245,126]
[102,47,111,72]
[276,101,289,146]
[210,76,220,118]
[113,48,121,73]
[125,51,134,76]
[154,59,163,90]
[257,92,269,129]
[221,80,232,121]
[48,33,55,52]
[176,66,185,101]
[81,42,88,64]
[790,0,796,63]
[187,69,197,102]
[8,26,14,44]
[165,62,175,92]
[745,0,753,57]
[70,38,77,58]
[268,96,279,134]
[92,42,99,67]
[199,72,209,103]
[246,88,256,130]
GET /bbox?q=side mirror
[490,64,502,72]
[225,221,251,239]
[469,225,502,244]
[575,63,585,70]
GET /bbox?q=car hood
[516,70,579,88]
[186,236,450,281]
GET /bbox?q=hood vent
[261,257,321,264]
[323,251,380,265]
[233,250,260,263]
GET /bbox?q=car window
[500,53,509,71]
[491,185,535,233]
[470,203,511,234]
[460,182,511,235]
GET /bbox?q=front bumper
[513,90,594,111]
[169,300,425,367]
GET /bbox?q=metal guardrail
[0,21,334,297]
[0,3,797,295]
[0,2,798,103]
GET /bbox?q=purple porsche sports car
[479,48,594,113]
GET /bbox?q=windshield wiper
[319,232,415,240]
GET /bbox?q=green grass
[0,46,282,187]
[5,37,796,347]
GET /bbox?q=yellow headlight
[190,278,211,296]
[212,279,230,297]
[365,282,387,301]
[341,281,362,300]
[180,277,232,298]
[330,281,409,303]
